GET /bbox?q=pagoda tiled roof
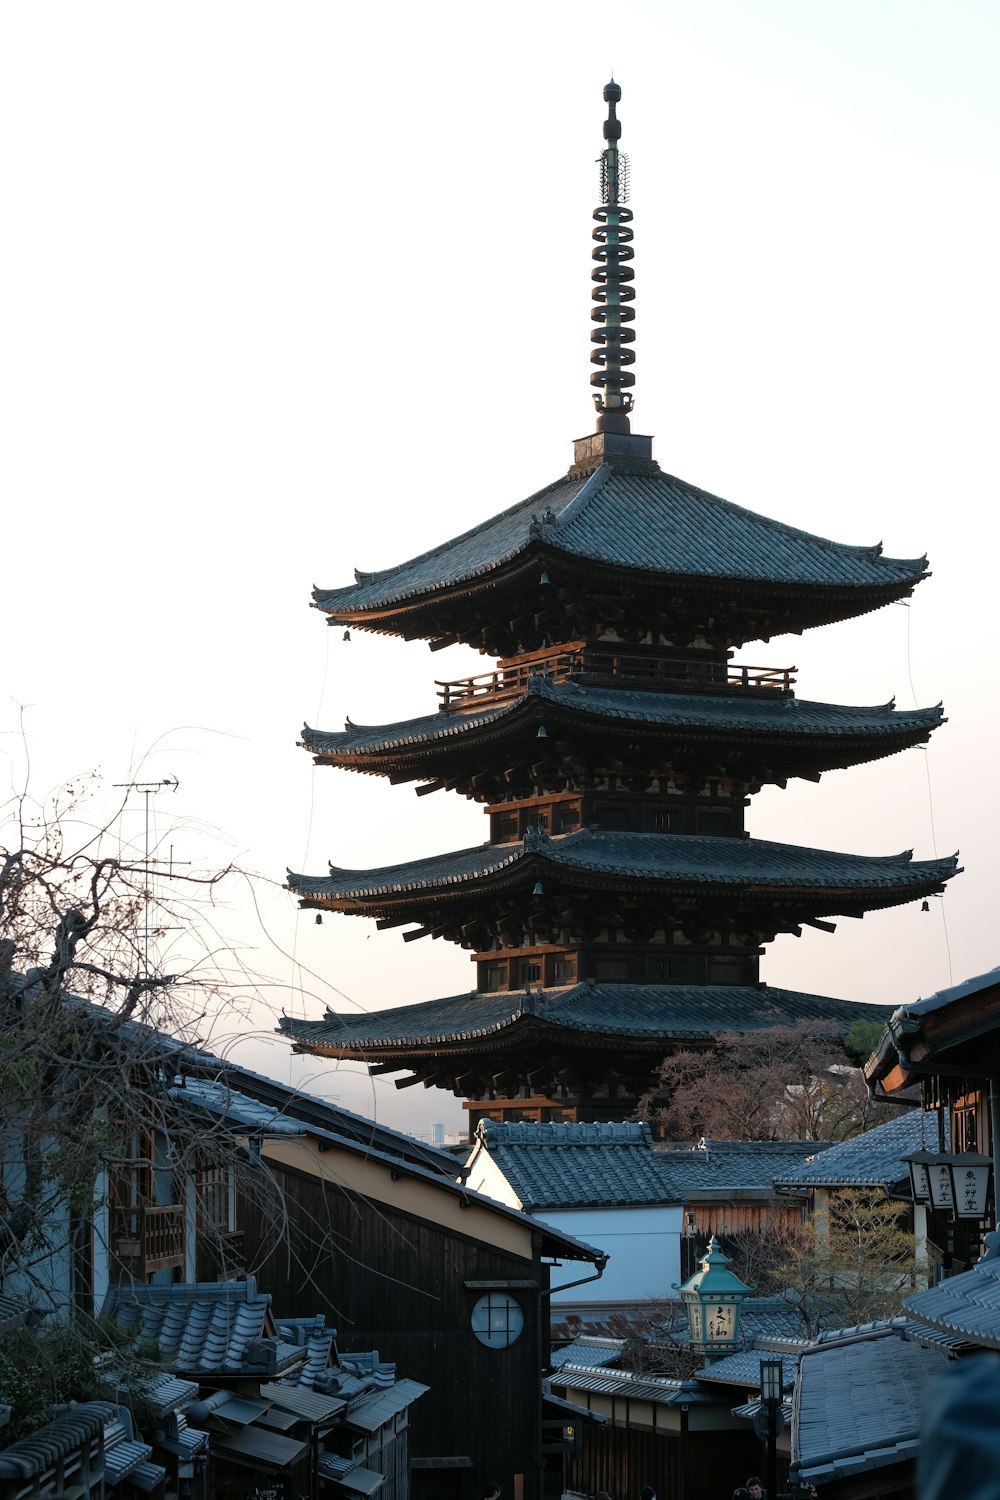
[314,463,927,615]
[303,678,943,758]
[277,982,891,1052]
[287,828,958,903]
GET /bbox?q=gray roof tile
[280,983,892,1051]
[289,829,958,903]
[168,1080,305,1135]
[104,1280,304,1379]
[791,1329,944,1486]
[774,1110,945,1189]
[695,1349,799,1388]
[315,465,926,615]
[472,1121,678,1210]
[659,1139,835,1193]
[303,679,943,758]
[904,1253,1000,1348]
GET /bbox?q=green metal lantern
[677,1235,755,1361]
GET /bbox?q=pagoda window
[698,809,740,835]
[512,959,542,987]
[491,812,518,843]
[595,803,632,832]
[652,957,692,983]
[481,963,507,992]
[706,957,744,985]
[554,804,581,834]
[550,956,576,985]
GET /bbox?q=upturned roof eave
[300,691,945,761]
[314,538,928,625]
[286,835,960,908]
[311,461,930,621]
[275,983,896,1054]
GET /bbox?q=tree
[643,1023,903,1143]
[728,1190,920,1337]
[0,772,279,1428]
[843,1016,888,1064]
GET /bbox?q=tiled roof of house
[0,1295,32,1335]
[289,828,958,903]
[104,1278,305,1379]
[550,1335,624,1370]
[904,1250,1000,1349]
[790,1325,945,1489]
[471,1120,678,1210]
[169,1079,307,1135]
[303,678,943,757]
[774,1110,945,1189]
[695,1348,801,1388]
[315,464,927,615]
[658,1139,834,1193]
[889,964,1000,1020]
[0,1403,106,1480]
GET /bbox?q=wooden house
[866,965,1000,1275]
[171,1067,606,1500]
[464,1121,683,1300]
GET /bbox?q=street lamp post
[759,1357,782,1500]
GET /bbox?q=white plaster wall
[536,1205,683,1302]
[464,1150,526,1211]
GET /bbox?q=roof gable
[471,1120,678,1211]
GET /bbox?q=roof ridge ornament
[591,78,635,434]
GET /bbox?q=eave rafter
[316,541,924,654]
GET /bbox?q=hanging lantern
[903,1151,934,1205]
[945,1153,993,1220]
[677,1236,754,1361]
[925,1155,956,1212]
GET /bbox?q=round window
[471,1292,524,1347]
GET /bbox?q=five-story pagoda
[282,82,957,1134]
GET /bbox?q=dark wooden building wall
[239,1160,549,1500]
[565,1418,783,1500]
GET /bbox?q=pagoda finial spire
[591,77,635,434]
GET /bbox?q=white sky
[3,1,998,1138]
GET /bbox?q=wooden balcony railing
[436,645,795,711]
[114,1203,185,1273]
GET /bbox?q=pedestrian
[484,1485,500,1500]
[746,1479,765,1500]
[733,1489,751,1500]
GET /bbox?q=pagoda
[281,82,957,1133]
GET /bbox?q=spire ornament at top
[591,78,635,433]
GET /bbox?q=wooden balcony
[436,644,796,711]
[114,1203,185,1274]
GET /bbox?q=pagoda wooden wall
[239,1158,553,1500]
